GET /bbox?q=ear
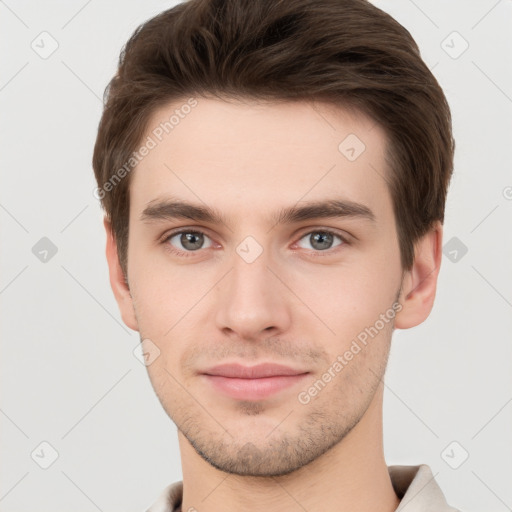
[103,217,139,331]
[394,221,443,329]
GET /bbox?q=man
[92,0,459,510]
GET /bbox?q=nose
[214,247,292,342]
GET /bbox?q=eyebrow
[139,196,376,226]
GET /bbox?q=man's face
[125,98,404,476]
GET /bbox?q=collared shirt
[146,464,461,512]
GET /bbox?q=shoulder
[145,480,183,512]
[388,464,462,512]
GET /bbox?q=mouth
[200,363,310,400]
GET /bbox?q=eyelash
[160,228,350,258]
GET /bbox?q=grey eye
[168,231,213,251]
[297,231,343,251]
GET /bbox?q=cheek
[144,357,183,420]
[288,258,398,334]
[129,250,205,335]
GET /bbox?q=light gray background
[1,1,511,511]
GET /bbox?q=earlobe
[103,217,139,332]
[394,221,443,330]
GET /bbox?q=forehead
[129,97,393,226]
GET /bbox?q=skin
[104,97,442,512]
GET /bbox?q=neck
[178,383,400,512]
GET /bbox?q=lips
[201,362,308,379]
[200,363,310,400]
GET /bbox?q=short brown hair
[93,0,455,279]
